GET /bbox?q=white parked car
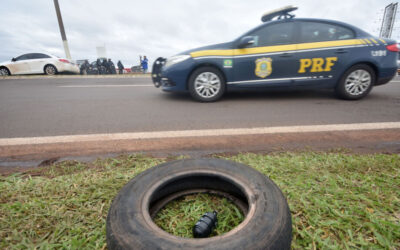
[0,53,80,76]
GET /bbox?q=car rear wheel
[188,67,226,102]
[44,65,57,75]
[335,64,375,100]
[0,67,10,76]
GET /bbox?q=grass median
[1,152,399,249]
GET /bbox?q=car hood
[178,42,233,56]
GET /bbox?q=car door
[8,54,31,74]
[28,53,52,73]
[232,21,298,87]
[293,21,355,86]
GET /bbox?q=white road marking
[58,85,153,88]
[53,80,400,87]
[0,122,399,146]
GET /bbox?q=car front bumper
[151,57,167,88]
[151,57,195,92]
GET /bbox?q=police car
[152,6,399,102]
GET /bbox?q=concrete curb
[1,128,400,163]
[1,122,399,146]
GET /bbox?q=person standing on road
[80,60,90,75]
[141,56,148,74]
[108,59,116,74]
[117,60,124,74]
[102,59,110,74]
[96,59,103,75]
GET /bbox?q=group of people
[96,58,117,74]
[79,56,149,75]
[79,58,124,75]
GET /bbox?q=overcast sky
[0,0,398,66]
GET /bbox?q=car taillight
[386,44,399,52]
[59,59,70,63]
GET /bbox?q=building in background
[96,46,107,59]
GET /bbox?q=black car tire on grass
[335,64,375,100]
[188,67,226,102]
[106,158,292,250]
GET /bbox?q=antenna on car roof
[261,5,298,22]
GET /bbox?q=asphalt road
[0,76,399,138]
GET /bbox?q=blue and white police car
[152,6,399,102]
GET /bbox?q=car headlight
[165,55,191,68]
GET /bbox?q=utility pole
[53,0,71,59]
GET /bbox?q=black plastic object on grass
[193,211,218,238]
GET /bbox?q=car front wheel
[188,67,226,102]
[335,64,375,100]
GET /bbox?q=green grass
[0,153,399,249]
[153,193,244,238]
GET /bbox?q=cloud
[0,0,397,66]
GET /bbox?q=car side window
[248,22,295,47]
[299,21,355,43]
[31,53,51,59]
[15,54,30,61]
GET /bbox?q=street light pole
[53,0,71,59]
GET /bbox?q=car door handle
[280,53,292,57]
[335,49,348,54]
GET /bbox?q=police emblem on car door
[255,57,272,78]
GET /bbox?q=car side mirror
[11,58,16,62]
[238,36,255,48]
